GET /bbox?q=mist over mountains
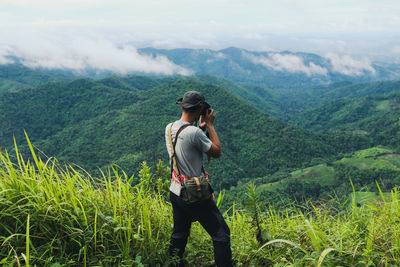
[1,46,400,91]
[138,47,400,89]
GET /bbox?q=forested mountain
[0,63,74,91]
[192,74,282,117]
[292,91,400,150]
[139,47,400,89]
[0,63,398,193]
[224,146,400,209]
[0,76,364,189]
[274,80,400,120]
[194,77,400,122]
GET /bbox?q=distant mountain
[2,47,399,93]
[192,74,282,118]
[276,80,400,119]
[194,77,400,122]
[139,47,400,90]
[0,63,75,91]
[0,76,360,189]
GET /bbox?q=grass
[1,138,400,265]
[383,155,400,168]
[290,164,335,185]
[352,191,392,206]
[353,146,393,159]
[375,100,391,111]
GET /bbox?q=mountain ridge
[0,76,359,189]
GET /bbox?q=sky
[0,0,399,74]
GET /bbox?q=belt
[172,175,191,183]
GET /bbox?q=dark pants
[169,192,233,267]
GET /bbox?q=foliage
[0,63,74,91]
[0,77,357,191]
[293,91,400,150]
[223,147,400,209]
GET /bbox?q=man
[165,91,233,267]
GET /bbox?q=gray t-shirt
[165,120,212,177]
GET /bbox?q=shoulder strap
[168,123,190,176]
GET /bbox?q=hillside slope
[0,63,74,91]
[0,77,357,188]
[224,146,400,207]
[293,92,400,150]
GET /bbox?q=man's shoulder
[165,122,173,130]
[165,121,198,136]
[165,122,173,135]
[177,125,198,138]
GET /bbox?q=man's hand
[200,109,215,129]
[199,112,207,129]
[203,109,221,159]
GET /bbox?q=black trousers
[169,191,233,267]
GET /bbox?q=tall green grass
[1,137,400,266]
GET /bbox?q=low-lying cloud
[246,53,328,76]
[325,53,376,76]
[0,35,191,75]
[0,45,13,64]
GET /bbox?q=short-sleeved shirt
[165,120,212,178]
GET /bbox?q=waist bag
[168,123,214,205]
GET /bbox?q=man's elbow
[212,147,222,158]
[214,150,222,158]
[207,144,222,158]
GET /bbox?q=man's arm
[206,124,221,158]
[200,109,221,158]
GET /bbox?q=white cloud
[0,45,13,64]
[206,52,227,63]
[0,32,191,75]
[325,53,376,76]
[246,53,328,76]
[215,52,227,59]
[393,45,400,54]
[1,0,400,62]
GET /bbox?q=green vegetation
[1,60,400,265]
[0,64,74,91]
[293,92,400,150]
[224,147,400,209]
[0,77,359,190]
[193,74,282,118]
[0,78,27,92]
[1,142,400,266]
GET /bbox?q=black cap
[176,91,210,109]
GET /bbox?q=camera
[201,108,211,116]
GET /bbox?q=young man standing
[165,91,233,266]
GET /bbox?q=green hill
[0,77,28,92]
[0,78,144,147]
[0,77,358,189]
[274,80,400,120]
[193,74,282,118]
[0,64,74,91]
[292,92,400,150]
[224,146,400,207]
